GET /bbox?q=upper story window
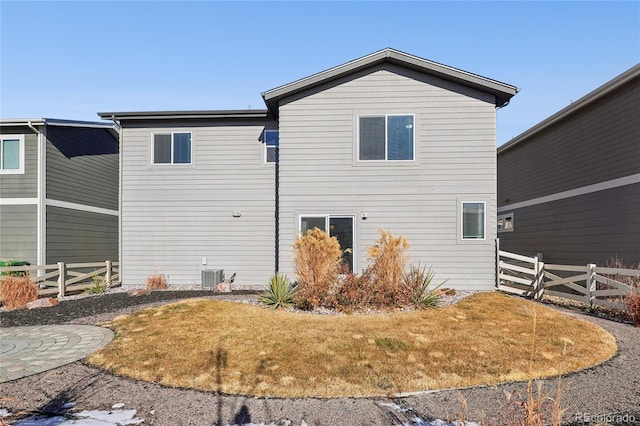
[0,135,25,174]
[358,114,414,161]
[153,132,191,164]
[264,130,279,163]
[462,201,486,240]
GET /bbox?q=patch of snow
[377,401,412,412]
[12,409,144,426]
[0,408,11,417]
[62,403,76,410]
[111,403,125,410]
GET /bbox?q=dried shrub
[366,230,409,307]
[626,293,640,326]
[333,270,375,311]
[293,228,342,310]
[146,274,167,290]
[0,275,38,309]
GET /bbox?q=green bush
[402,264,445,308]
[259,273,297,309]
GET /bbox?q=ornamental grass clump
[0,275,38,309]
[402,264,446,308]
[367,230,409,307]
[259,273,296,309]
[146,273,167,290]
[293,228,342,310]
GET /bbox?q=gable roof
[262,48,519,118]
[498,63,640,155]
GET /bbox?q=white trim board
[498,173,640,213]
[46,199,119,216]
[0,198,38,205]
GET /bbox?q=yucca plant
[83,272,108,295]
[403,264,446,308]
[259,273,297,309]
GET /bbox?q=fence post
[495,238,500,288]
[105,260,112,286]
[57,262,66,298]
[586,263,596,307]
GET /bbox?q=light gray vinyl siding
[0,205,37,263]
[278,64,498,290]
[46,205,118,263]
[0,128,38,198]
[46,126,119,210]
[498,183,640,266]
[120,121,276,287]
[498,75,640,205]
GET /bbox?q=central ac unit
[202,269,224,289]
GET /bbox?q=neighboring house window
[358,114,414,161]
[462,202,486,240]
[264,130,279,163]
[153,132,191,164]
[300,215,354,271]
[497,212,514,233]
[0,135,24,174]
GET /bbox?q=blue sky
[1,1,638,146]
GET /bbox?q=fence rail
[498,250,639,311]
[0,261,120,298]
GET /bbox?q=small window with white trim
[358,114,414,161]
[152,132,191,164]
[0,135,25,174]
[497,212,514,233]
[462,202,486,240]
[264,130,279,163]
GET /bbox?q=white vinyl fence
[0,261,119,298]
[498,250,640,311]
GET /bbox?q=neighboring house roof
[498,63,640,155]
[97,109,269,121]
[0,118,119,138]
[99,48,518,122]
[262,47,519,117]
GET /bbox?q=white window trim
[150,131,192,165]
[461,201,487,241]
[0,135,25,174]
[264,130,279,164]
[497,212,514,233]
[298,214,356,271]
[356,113,416,162]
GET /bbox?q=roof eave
[498,63,640,155]
[262,48,518,116]
[98,109,270,121]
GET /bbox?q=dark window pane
[387,115,414,160]
[266,146,278,163]
[1,139,20,170]
[301,217,326,235]
[329,217,354,271]
[153,134,171,164]
[173,133,191,164]
[463,202,485,239]
[359,116,385,160]
[265,130,279,147]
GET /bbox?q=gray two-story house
[100,48,518,290]
[0,118,119,266]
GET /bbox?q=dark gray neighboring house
[497,64,640,267]
[0,118,119,266]
[100,48,518,290]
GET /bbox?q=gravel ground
[1,290,639,425]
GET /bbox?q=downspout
[105,115,123,284]
[27,121,45,271]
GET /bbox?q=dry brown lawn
[88,292,616,398]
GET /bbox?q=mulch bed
[0,290,259,327]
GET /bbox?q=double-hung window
[359,114,414,161]
[264,130,279,163]
[0,135,25,174]
[462,202,486,240]
[153,132,191,164]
